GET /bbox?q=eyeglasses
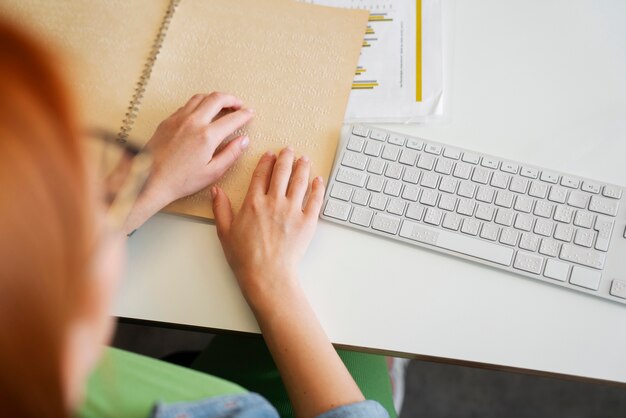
[85,129,152,231]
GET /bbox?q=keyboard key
[554,224,574,242]
[548,186,568,204]
[387,198,406,216]
[417,154,436,170]
[457,182,476,198]
[424,207,443,226]
[406,203,425,220]
[475,204,495,221]
[462,152,480,164]
[400,220,514,266]
[324,199,351,221]
[495,209,515,226]
[370,129,387,141]
[419,189,439,206]
[519,233,540,252]
[501,162,519,174]
[573,211,594,229]
[573,228,594,248]
[553,205,575,223]
[610,280,626,299]
[500,228,519,246]
[476,186,495,203]
[435,158,454,175]
[602,185,622,199]
[560,244,606,269]
[443,148,461,160]
[364,140,383,156]
[406,138,424,150]
[561,176,580,189]
[520,167,539,178]
[567,191,589,209]
[514,214,534,231]
[438,194,457,211]
[581,181,601,194]
[514,251,544,274]
[589,195,619,217]
[388,134,405,146]
[442,213,462,230]
[330,183,353,201]
[457,198,476,216]
[528,181,548,198]
[513,196,539,213]
[420,172,440,189]
[371,213,400,234]
[399,149,419,166]
[534,218,554,237]
[366,175,384,192]
[402,167,420,184]
[350,206,373,227]
[453,162,472,179]
[494,190,514,208]
[510,177,530,194]
[382,145,401,161]
[424,144,442,155]
[352,189,370,206]
[533,200,553,218]
[383,180,402,196]
[439,177,459,194]
[369,193,388,211]
[384,163,403,179]
[481,157,499,169]
[472,167,491,184]
[461,218,480,236]
[337,167,367,187]
[544,259,569,282]
[541,171,560,184]
[352,125,369,137]
[491,172,510,189]
[401,185,420,202]
[569,266,601,290]
[367,159,385,175]
[347,135,366,152]
[594,217,614,252]
[480,223,500,241]
[341,151,368,170]
[539,238,560,257]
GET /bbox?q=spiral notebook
[0,0,368,220]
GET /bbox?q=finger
[205,135,250,181]
[268,147,295,197]
[194,92,243,122]
[247,151,276,196]
[304,176,325,219]
[180,93,207,115]
[205,108,254,150]
[286,155,311,204]
[211,186,233,238]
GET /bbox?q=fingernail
[300,155,310,163]
[264,150,275,158]
[240,136,249,149]
[210,186,217,198]
[244,107,255,114]
[315,176,324,185]
[285,146,294,153]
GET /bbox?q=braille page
[0,0,170,132]
[131,0,368,220]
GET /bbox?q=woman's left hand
[123,92,253,234]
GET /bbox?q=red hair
[0,20,92,416]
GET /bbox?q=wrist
[122,183,172,235]
[238,269,303,317]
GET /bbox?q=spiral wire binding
[117,0,181,143]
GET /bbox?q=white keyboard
[322,125,626,305]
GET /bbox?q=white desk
[114,0,626,384]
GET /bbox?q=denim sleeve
[316,400,390,418]
[150,393,279,418]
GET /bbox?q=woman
[0,21,395,418]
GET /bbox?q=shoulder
[151,393,278,418]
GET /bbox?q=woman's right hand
[211,147,325,310]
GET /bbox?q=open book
[1,0,368,219]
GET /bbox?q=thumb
[211,186,233,238]
[206,135,249,182]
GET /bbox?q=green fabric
[78,347,245,418]
[191,335,396,418]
